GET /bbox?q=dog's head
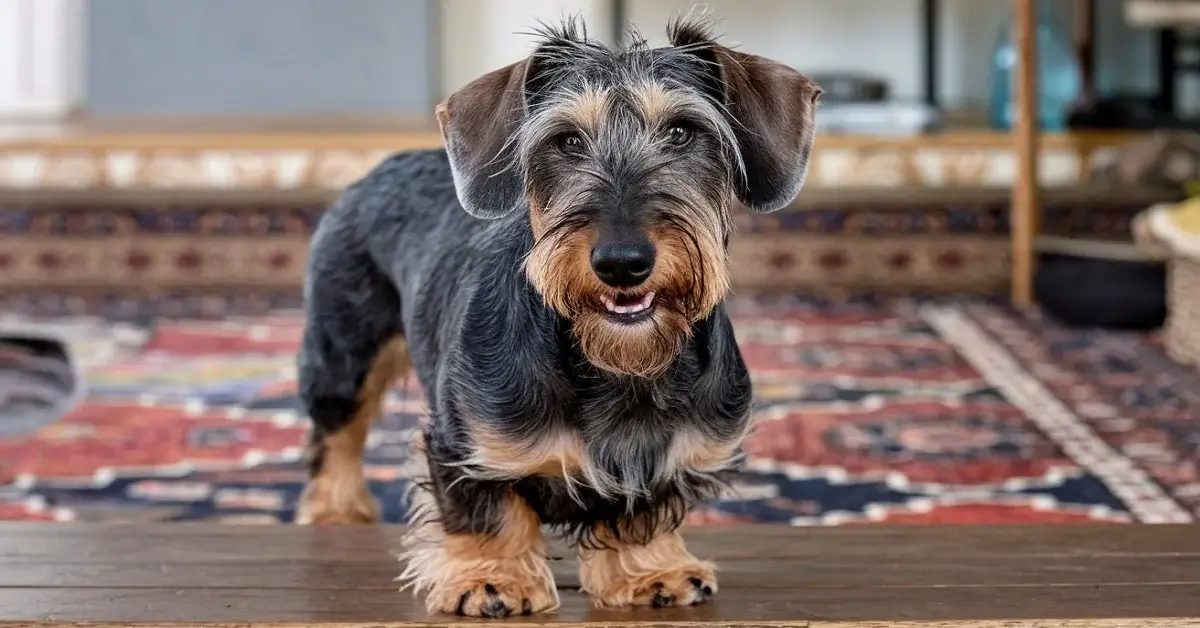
[437,17,820,378]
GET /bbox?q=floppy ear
[435,59,536,219]
[705,48,822,213]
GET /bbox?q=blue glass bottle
[988,0,1082,131]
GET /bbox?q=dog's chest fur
[468,368,749,483]
[429,284,754,527]
[460,355,752,531]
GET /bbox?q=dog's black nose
[591,242,655,287]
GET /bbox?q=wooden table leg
[1012,0,1040,305]
[1074,0,1095,96]
[922,0,940,107]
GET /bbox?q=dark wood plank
[2,584,1199,623]
[2,524,1198,625]
[3,554,1200,590]
[3,524,1199,562]
[680,524,1200,559]
[0,525,407,563]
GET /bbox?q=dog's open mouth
[600,291,656,323]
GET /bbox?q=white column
[438,0,616,100]
[0,0,86,120]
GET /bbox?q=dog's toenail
[484,583,498,595]
[702,585,714,595]
[456,591,471,615]
[688,577,703,588]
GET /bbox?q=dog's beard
[570,306,691,378]
[525,208,730,379]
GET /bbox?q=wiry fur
[297,14,819,617]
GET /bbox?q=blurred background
[2,0,1199,296]
[1,0,1199,526]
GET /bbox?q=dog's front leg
[399,450,558,617]
[579,524,717,608]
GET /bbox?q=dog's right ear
[436,58,539,220]
[667,17,821,214]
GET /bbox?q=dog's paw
[593,562,718,608]
[294,480,378,525]
[632,563,717,608]
[428,580,557,618]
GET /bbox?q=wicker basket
[1135,200,1200,366]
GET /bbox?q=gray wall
[87,0,437,116]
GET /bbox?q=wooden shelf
[0,115,1141,192]
[0,130,1137,153]
[0,114,1141,151]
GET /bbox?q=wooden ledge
[0,182,1179,209]
[1,524,1198,626]
[0,117,1153,191]
[0,115,1141,150]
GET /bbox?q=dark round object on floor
[1034,250,1167,330]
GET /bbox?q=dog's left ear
[436,59,538,219]
[716,49,821,213]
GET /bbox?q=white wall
[439,0,1158,109]
[438,0,616,100]
[0,0,86,119]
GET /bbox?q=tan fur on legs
[398,489,559,617]
[579,528,717,608]
[297,336,411,525]
[295,428,377,524]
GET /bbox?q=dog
[295,15,819,617]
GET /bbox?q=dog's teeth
[603,292,655,315]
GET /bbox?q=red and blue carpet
[0,295,1196,525]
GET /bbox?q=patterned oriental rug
[0,295,1197,525]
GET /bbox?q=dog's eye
[664,124,694,147]
[555,132,585,155]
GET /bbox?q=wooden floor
[1,524,1198,626]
